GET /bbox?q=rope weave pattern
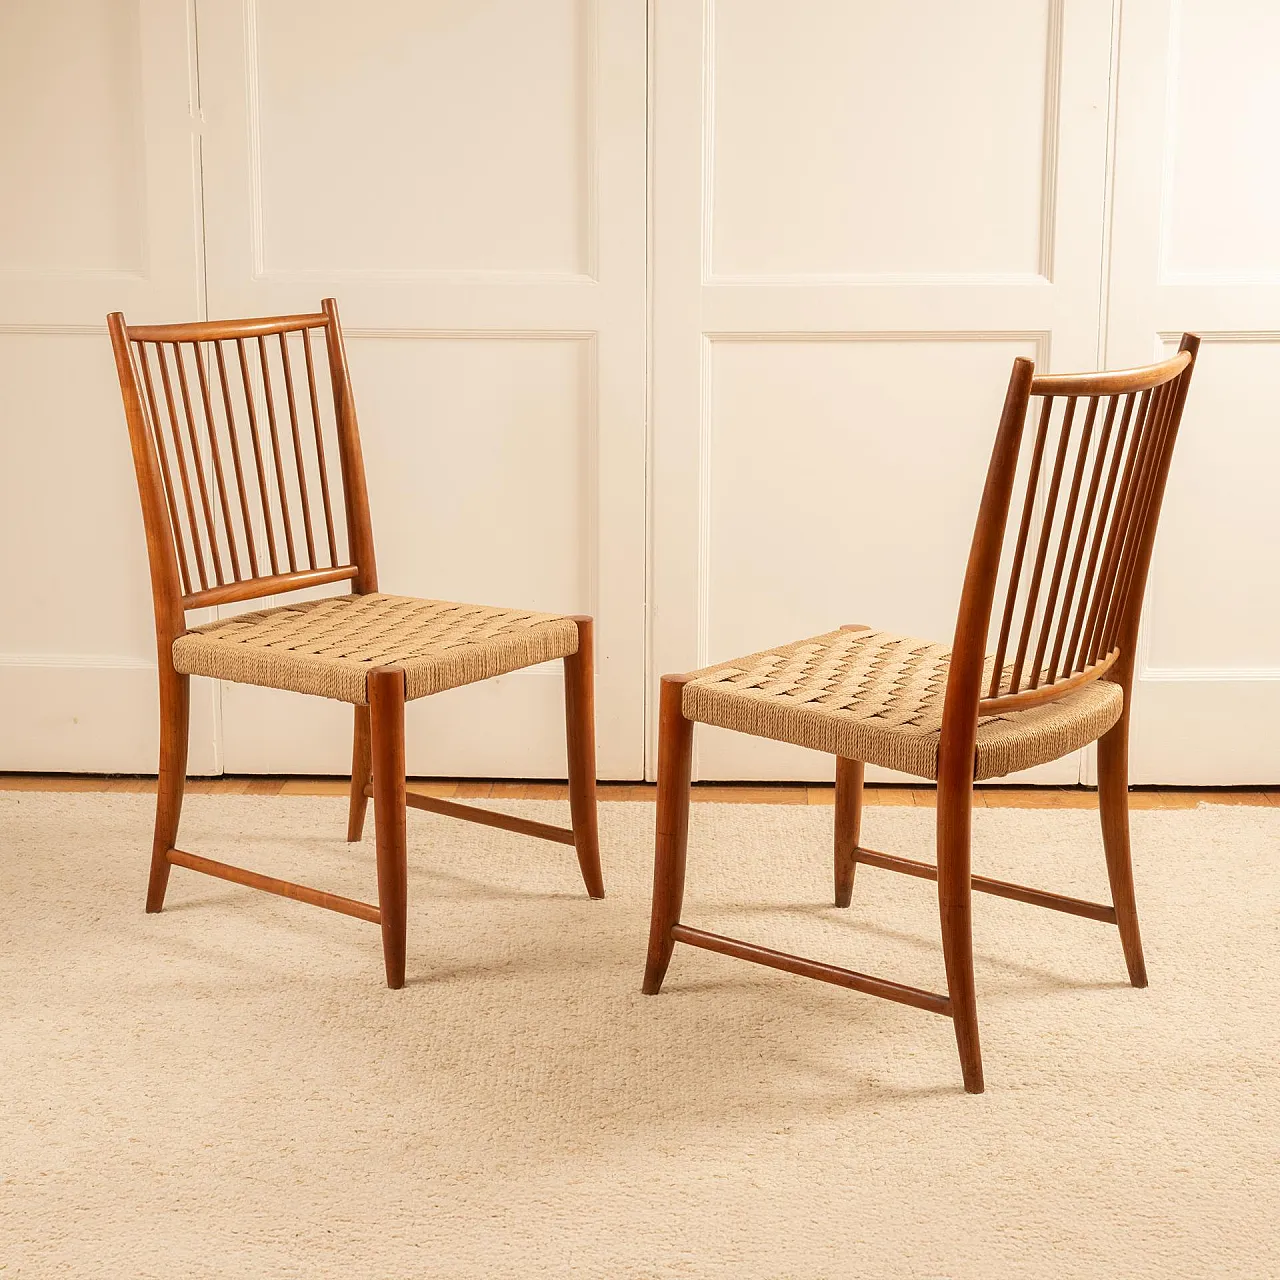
[172,593,580,705]
[682,628,1123,781]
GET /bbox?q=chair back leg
[834,757,864,907]
[147,667,190,912]
[1097,713,1148,987]
[347,705,372,842]
[643,675,695,994]
[937,774,984,1093]
[564,617,604,899]
[369,666,408,989]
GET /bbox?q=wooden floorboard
[0,774,1276,808]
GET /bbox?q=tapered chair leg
[834,757,864,907]
[147,666,190,913]
[564,616,604,899]
[643,675,695,995]
[1097,714,1148,988]
[369,667,408,990]
[937,772,984,1094]
[347,705,372,842]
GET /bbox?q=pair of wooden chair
[110,302,1198,1093]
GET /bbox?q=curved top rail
[123,313,329,343]
[1030,349,1191,398]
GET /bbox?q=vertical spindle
[213,340,260,580]
[236,337,281,576]
[257,335,297,572]
[1009,397,1077,693]
[154,342,209,591]
[278,331,317,570]
[302,327,339,567]
[172,342,225,586]
[989,395,1055,698]
[135,342,193,595]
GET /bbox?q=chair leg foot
[834,757,863,907]
[1098,719,1148,988]
[564,617,604,899]
[147,668,189,913]
[945,923,985,1095]
[643,677,694,995]
[938,772,984,1094]
[145,848,171,914]
[347,705,372,842]
[369,667,408,990]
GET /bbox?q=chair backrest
[107,299,378,642]
[941,335,1199,762]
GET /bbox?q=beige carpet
[1,793,1276,1279]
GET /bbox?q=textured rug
[1,793,1276,1279]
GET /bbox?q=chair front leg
[643,675,694,995]
[147,664,189,913]
[564,616,604,899]
[1097,712,1148,987]
[369,667,408,989]
[834,756,864,907]
[347,704,372,842]
[937,770,983,1094]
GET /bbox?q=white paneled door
[650,0,1118,780]
[1103,0,1280,783]
[193,0,647,777]
[3,1,1277,785]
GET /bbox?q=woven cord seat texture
[172,593,580,705]
[681,628,1124,782]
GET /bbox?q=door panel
[246,0,590,279]
[196,0,646,777]
[0,0,214,772]
[708,1,1052,281]
[1104,0,1280,782]
[651,0,1117,781]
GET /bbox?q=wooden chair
[107,300,603,988]
[643,337,1200,1093]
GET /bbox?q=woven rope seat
[172,593,580,705]
[682,627,1124,782]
